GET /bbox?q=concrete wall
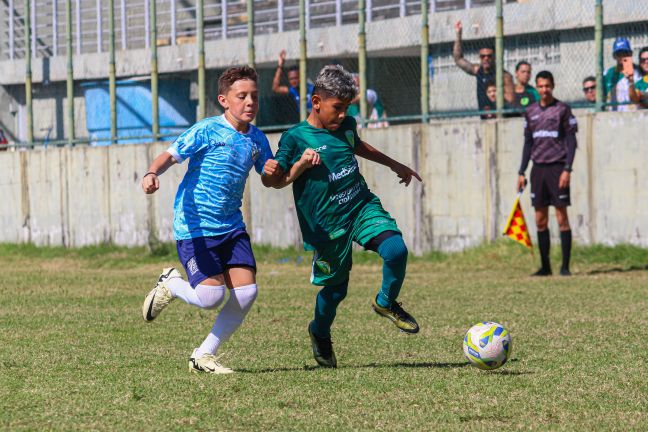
[3,111,648,252]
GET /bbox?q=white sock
[196,284,258,356]
[195,285,226,310]
[167,278,225,309]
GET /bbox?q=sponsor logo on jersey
[345,130,355,146]
[329,182,363,205]
[328,162,358,182]
[532,130,559,139]
[313,145,328,153]
[251,143,260,162]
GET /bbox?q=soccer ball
[463,322,512,370]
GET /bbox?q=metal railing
[2,0,647,148]
[1,0,504,59]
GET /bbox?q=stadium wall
[2,111,647,253]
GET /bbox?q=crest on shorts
[187,257,199,275]
[315,259,332,275]
[345,130,355,147]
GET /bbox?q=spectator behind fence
[512,61,540,112]
[634,47,648,108]
[582,76,597,104]
[272,50,314,117]
[481,81,497,119]
[603,38,642,111]
[453,20,514,118]
[482,80,516,119]
[347,73,389,128]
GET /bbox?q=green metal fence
[2,0,648,148]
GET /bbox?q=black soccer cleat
[531,268,552,277]
[308,322,337,368]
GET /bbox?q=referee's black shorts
[530,162,570,208]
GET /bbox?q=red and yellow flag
[503,197,533,250]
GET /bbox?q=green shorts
[309,194,400,286]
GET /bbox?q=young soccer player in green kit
[263,65,422,368]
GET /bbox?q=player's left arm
[354,140,421,187]
[559,107,578,189]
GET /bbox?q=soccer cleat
[371,298,420,334]
[308,322,337,368]
[142,267,181,321]
[531,268,552,277]
[189,349,234,374]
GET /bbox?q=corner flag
[503,196,532,250]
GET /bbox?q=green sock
[375,236,408,308]
[312,280,348,338]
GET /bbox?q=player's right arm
[453,21,478,76]
[517,112,533,192]
[141,152,177,194]
[264,149,320,189]
[272,50,290,95]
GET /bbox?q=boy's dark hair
[218,66,258,95]
[535,70,555,86]
[480,44,495,52]
[313,65,357,101]
[639,47,648,60]
[515,60,531,72]
[582,76,596,85]
[287,65,300,73]
[485,80,496,89]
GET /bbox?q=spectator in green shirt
[512,61,540,112]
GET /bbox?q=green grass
[1,241,647,431]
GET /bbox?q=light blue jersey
[167,115,273,240]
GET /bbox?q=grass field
[1,241,647,431]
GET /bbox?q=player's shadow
[351,361,469,370]
[238,361,469,374]
[585,264,648,275]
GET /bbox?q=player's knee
[195,284,226,310]
[323,280,348,304]
[232,283,258,312]
[378,235,408,264]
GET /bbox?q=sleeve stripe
[166,147,184,164]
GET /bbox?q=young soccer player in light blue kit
[140,66,277,374]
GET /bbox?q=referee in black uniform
[517,71,578,276]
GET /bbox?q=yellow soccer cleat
[371,298,420,334]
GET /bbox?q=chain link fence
[1,0,647,145]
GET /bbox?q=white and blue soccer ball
[463,321,512,370]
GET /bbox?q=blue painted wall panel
[82,79,196,145]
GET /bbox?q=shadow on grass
[238,361,469,374]
[585,264,648,275]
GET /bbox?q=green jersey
[635,74,648,93]
[275,116,372,246]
